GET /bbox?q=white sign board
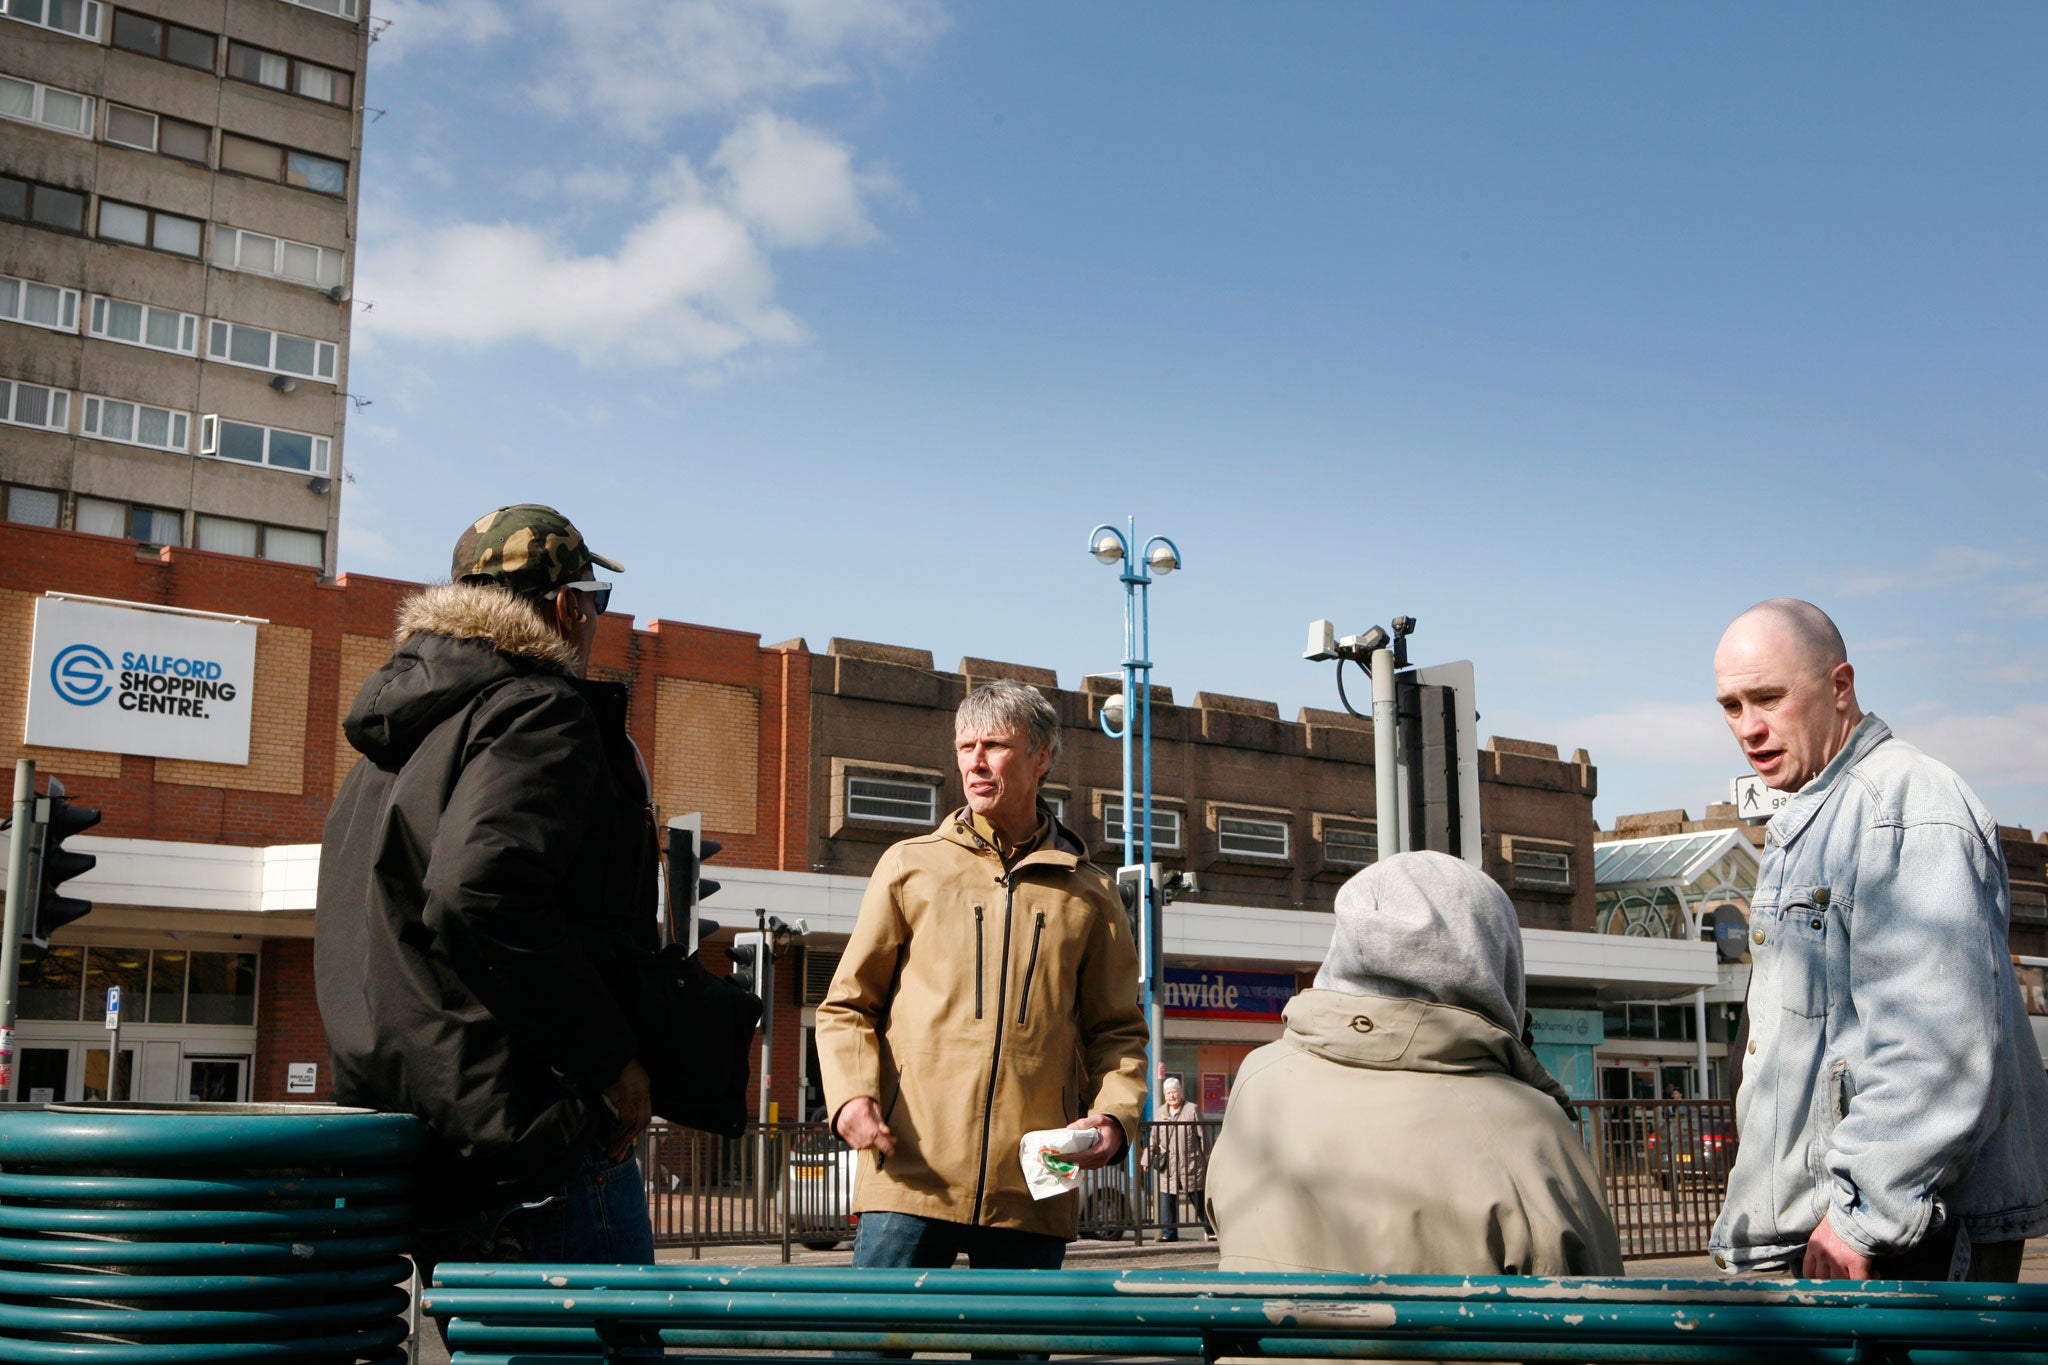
[286,1062,318,1094]
[1731,774,1793,821]
[26,597,258,764]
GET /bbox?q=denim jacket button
[1748,1040,1757,1054]
[1814,887,1830,905]
[1810,918,1824,931]
[1752,929,1765,945]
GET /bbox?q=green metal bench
[425,1264,2048,1363]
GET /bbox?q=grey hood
[1315,850,1525,1036]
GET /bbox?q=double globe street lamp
[1087,518,1181,1117]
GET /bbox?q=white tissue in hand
[1018,1126,1100,1201]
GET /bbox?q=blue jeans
[416,1142,654,1276]
[842,1212,1065,1360]
[851,1210,1067,1270]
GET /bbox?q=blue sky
[343,1,2048,831]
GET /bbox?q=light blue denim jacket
[1710,715,2048,1270]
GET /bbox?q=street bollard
[0,1101,424,1364]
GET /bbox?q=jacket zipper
[974,904,985,1020]
[1016,909,1045,1025]
[971,875,1016,1221]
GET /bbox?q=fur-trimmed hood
[342,582,581,767]
[394,582,581,673]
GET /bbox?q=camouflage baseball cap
[451,504,623,596]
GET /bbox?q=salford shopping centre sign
[26,596,259,765]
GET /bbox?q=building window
[1103,800,1182,852]
[0,74,93,137]
[90,296,199,355]
[276,0,360,19]
[2013,882,2048,924]
[104,104,210,162]
[226,41,351,107]
[81,395,191,453]
[846,776,939,826]
[1216,814,1290,860]
[2,0,104,41]
[1322,824,1377,868]
[110,9,214,69]
[75,496,182,545]
[0,173,87,233]
[205,320,336,381]
[0,273,80,333]
[194,514,321,566]
[212,226,344,288]
[0,378,70,433]
[97,199,202,257]
[198,416,331,474]
[17,945,258,1025]
[219,133,346,196]
[2,483,62,527]
[1504,836,1574,891]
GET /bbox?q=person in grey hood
[317,504,655,1274]
[1207,852,1622,1277]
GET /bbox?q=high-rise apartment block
[1,0,368,576]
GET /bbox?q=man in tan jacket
[1208,852,1622,1277]
[816,680,1148,1268]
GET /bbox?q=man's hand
[1070,1113,1125,1169]
[1802,1215,1874,1281]
[602,1058,652,1163]
[835,1096,898,1157]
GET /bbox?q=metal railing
[644,1103,1735,1261]
[1575,1097,1737,1259]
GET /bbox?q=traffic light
[1393,660,1480,862]
[727,931,766,998]
[665,813,722,952]
[29,778,99,947]
[1116,864,1149,931]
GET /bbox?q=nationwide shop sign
[26,596,259,765]
[1162,967,1297,1020]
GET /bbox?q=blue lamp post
[1087,518,1182,1117]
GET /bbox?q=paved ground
[409,1234,2048,1362]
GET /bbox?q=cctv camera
[1339,625,1390,658]
[1391,615,1416,637]
[1304,619,1339,662]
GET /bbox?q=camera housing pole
[1371,647,1401,856]
[1,759,36,1098]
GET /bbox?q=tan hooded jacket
[1208,989,1623,1277]
[815,807,1148,1238]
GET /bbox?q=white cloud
[713,112,894,247]
[1891,704,2048,794]
[1534,700,1733,769]
[373,0,511,62]
[1827,546,2028,598]
[356,1,935,370]
[357,181,807,366]
[1997,582,2048,617]
[526,0,946,140]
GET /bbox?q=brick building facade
[5,519,1743,1120]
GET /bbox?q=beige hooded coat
[1208,852,1621,1278]
[1208,990,1622,1276]
[815,808,1148,1238]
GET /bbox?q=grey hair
[956,679,1062,764]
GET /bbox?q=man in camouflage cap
[451,503,624,598]
[319,502,657,1276]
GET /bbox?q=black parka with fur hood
[316,583,656,1212]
